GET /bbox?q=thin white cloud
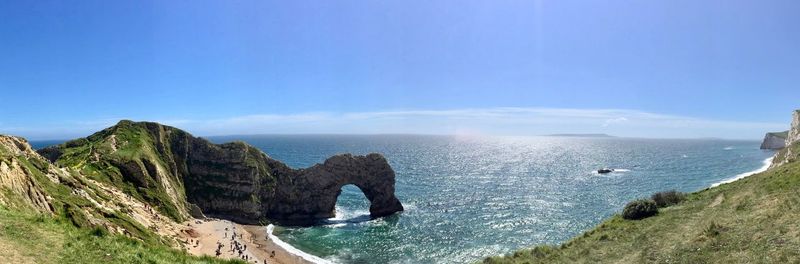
[0,107,788,140]
[603,117,629,127]
[158,107,787,139]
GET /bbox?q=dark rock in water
[37,120,403,226]
[597,168,614,174]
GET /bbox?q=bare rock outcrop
[179,139,277,224]
[266,153,403,224]
[771,110,800,167]
[760,131,788,150]
[788,110,800,146]
[0,136,53,213]
[181,138,403,225]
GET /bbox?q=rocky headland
[37,120,403,225]
[759,131,788,150]
[0,120,404,263]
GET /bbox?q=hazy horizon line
[2,107,788,141]
[23,132,765,143]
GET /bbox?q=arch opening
[326,184,372,224]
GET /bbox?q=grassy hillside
[485,144,800,263]
[0,205,243,264]
[1,135,163,243]
[0,135,243,264]
[41,120,191,221]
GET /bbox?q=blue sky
[1,1,799,140]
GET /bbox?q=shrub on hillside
[704,221,724,237]
[651,190,685,208]
[622,199,658,220]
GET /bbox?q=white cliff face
[0,136,53,213]
[761,133,787,150]
[772,110,800,168]
[787,110,800,146]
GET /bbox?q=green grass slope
[0,205,243,264]
[0,136,243,264]
[485,144,800,263]
[1,135,163,243]
[767,131,789,139]
[41,120,192,221]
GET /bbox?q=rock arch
[266,153,404,225]
[35,120,404,226]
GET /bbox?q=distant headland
[544,133,616,138]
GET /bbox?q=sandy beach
[181,218,324,264]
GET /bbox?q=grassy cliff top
[766,131,789,138]
[485,142,800,263]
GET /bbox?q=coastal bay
[213,135,774,263]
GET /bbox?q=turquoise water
[204,135,774,264]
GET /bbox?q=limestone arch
[267,153,404,225]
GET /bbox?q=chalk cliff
[760,131,788,150]
[771,110,800,167]
[788,110,800,146]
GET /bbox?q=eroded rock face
[180,139,277,224]
[186,136,403,225]
[182,139,403,225]
[788,110,800,146]
[0,136,53,213]
[266,153,404,224]
[760,131,788,150]
[771,110,800,167]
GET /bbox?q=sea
[206,135,774,264]
[31,135,774,264]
